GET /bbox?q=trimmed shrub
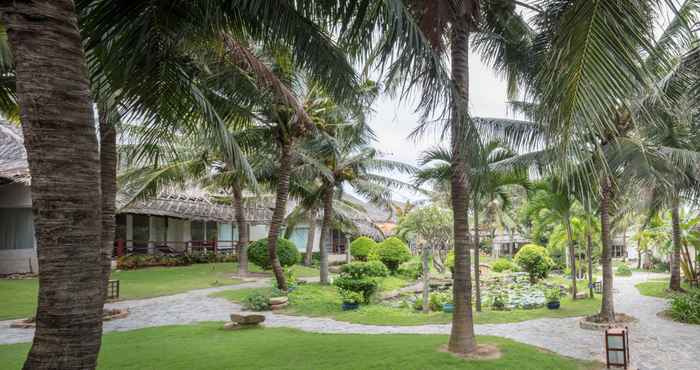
[492,258,514,273]
[376,237,411,272]
[514,244,554,283]
[669,289,700,324]
[248,238,299,270]
[340,261,389,278]
[115,252,236,270]
[616,264,632,277]
[350,236,378,261]
[333,276,378,303]
[397,260,423,280]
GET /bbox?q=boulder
[223,322,240,331]
[329,265,342,273]
[269,296,288,305]
[270,302,289,310]
[230,314,265,325]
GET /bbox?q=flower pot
[341,302,359,311]
[547,301,560,310]
[442,303,454,313]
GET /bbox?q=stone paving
[1,272,698,369]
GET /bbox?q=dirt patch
[438,344,502,360]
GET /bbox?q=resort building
[0,123,388,275]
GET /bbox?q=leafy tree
[514,244,555,283]
[397,205,453,272]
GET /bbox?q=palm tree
[0,1,105,368]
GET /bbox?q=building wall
[0,182,37,274]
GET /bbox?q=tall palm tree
[0,1,105,368]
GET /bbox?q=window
[191,221,204,241]
[0,208,34,250]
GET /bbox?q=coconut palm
[0,2,105,369]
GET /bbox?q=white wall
[0,248,37,274]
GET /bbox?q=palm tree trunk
[304,211,317,266]
[447,16,476,355]
[267,141,291,291]
[599,177,615,322]
[422,246,431,313]
[99,103,117,298]
[318,184,333,284]
[2,1,105,368]
[564,213,578,300]
[670,197,683,291]
[233,185,249,275]
[473,200,481,312]
[586,214,594,299]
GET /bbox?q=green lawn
[635,278,691,298]
[0,262,321,321]
[0,323,600,370]
[213,283,601,326]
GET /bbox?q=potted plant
[546,288,561,310]
[492,292,507,311]
[340,290,363,311]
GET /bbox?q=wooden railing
[113,239,239,257]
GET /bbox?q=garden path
[1,272,697,370]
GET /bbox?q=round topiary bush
[376,237,411,272]
[514,244,554,283]
[248,238,299,270]
[491,258,514,273]
[350,236,377,261]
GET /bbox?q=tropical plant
[376,237,412,272]
[491,259,514,273]
[514,244,554,283]
[545,288,561,303]
[616,264,632,277]
[248,238,300,270]
[350,237,378,261]
[395,205,453,272]
[669,289,700,324]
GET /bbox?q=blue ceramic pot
[342,302,359,311]
[547,301,560,310]
[442,303,454,313]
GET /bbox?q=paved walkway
[1,272,698,369]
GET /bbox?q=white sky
[368,50,511,202]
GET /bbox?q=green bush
[339,290,363,305]
[248,238,299,270]
[545,288,561,303]
[376,237,412,272]
[350,237,378,261]
[333,276,378,303]
[116,252,237,270]
[514,244,554,283]
[429,291,452,311]
[491,259,514,273]
[340,261,389,278]
[446,251,454,273]
[669,289,700,324]
[397,260,423,280]
[616,264,632,277]
[242,291,271,311]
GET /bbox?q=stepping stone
[269,296,288,305]
[230,314,265,325]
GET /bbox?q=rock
[575,292,588,299]
[223,322,240,330]
[230,314,265,325]
[329,266,342,273]
[270,302,289,310]
[269,296,288,305]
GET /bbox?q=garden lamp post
[605,327,630,369]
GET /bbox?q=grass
[635,278,692,298]
[0,323,600,370]
[0,262,322,321]
[213,282,601,326]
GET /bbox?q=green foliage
[248,238,300,270]
[350,236,378,261]
[376,237,412,272]
[241,291,271,311]
[116,253,237,270]
[492,293,507,311]
[397,260,423,280]
[545,288,561,303]
[492,258,514,273]
[669,289,700,324]
[340,261,389,278]
[446,251,454,272]
[429,291,452,311]
[332,276,378,303]
[514,244,554,282]
[395,205,452,246]
[615,264,632,277]
[339,290,363,305]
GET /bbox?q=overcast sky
[368,50,510,202]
